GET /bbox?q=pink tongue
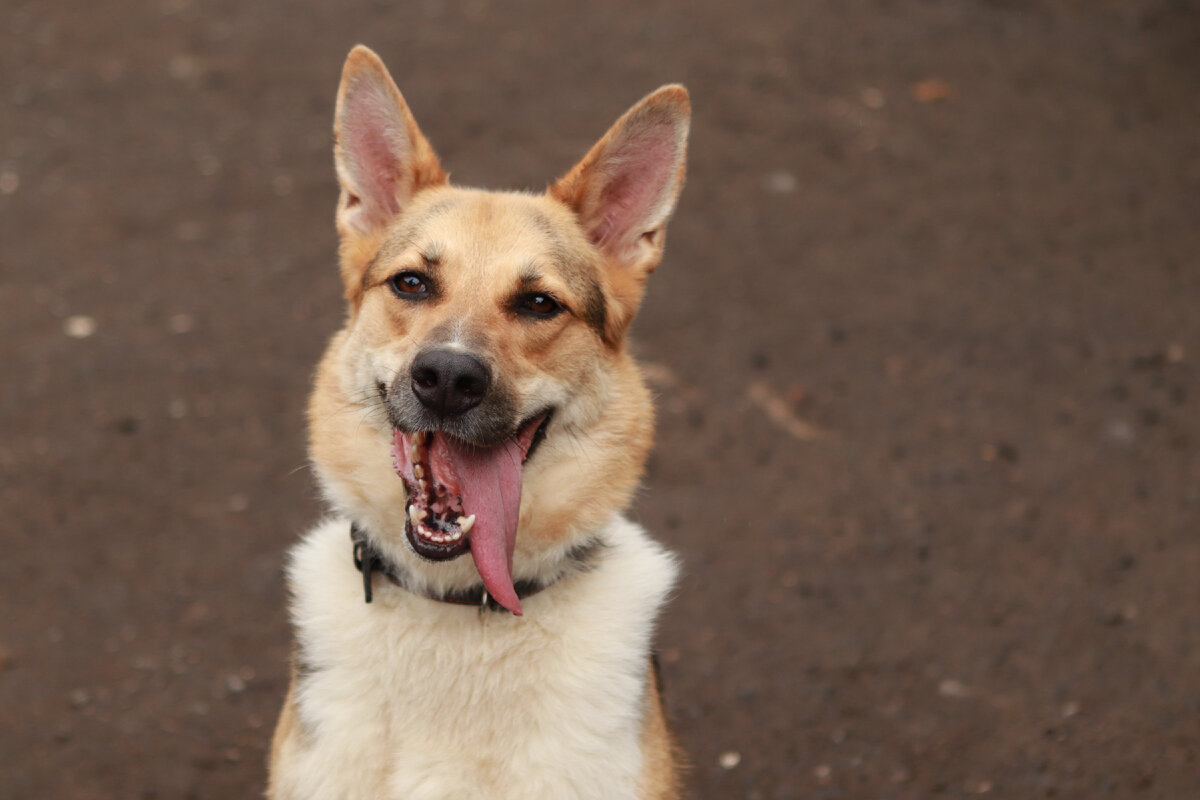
[429,431,532,615]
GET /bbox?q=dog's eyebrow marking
[363,199,461,287]
[517,266,542,288]
[421,242,444,265]
[521,208,609,338]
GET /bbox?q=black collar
[350,522,598,613]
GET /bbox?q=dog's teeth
[457,515,476,534]
[414,463,425,479]
[408,506,429,524]
[409,444,421,463]
[418,479,428,493]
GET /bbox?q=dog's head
[309,46,689,613]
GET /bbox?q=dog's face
[309,46,688,613]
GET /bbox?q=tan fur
[267,675,301,797]
[638,659,686,799]
[270,45,689,799]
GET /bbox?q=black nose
[410,349,491,417]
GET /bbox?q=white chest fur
[280,517,678,800]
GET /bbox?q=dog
[268,45,690,800]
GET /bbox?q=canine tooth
[457,515,476,533]
[408,505,428,524]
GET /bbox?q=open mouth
[391,412,552,614]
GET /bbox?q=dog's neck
[348,521,604,612]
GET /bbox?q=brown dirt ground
[3,1,1199,798]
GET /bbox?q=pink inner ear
[589,126,677,251]
[342,80,406,224]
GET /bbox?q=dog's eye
[516,293,562,318]
[389,272,430,298]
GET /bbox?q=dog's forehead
[386,190,582,276]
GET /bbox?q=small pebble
[814,763,833,783]
[717,751,741,769]
[132,655,159,671]
[168,54,199,80]
[860,87,885,109]
[965,778,994,794]
[912,78,955,103]
[764,171,797,194]
[168,313,195,334]
[938,679,969,698]
[1166,343,1186,364]
[228,494,249,512]
[0,169,18,195]
[63,315,96,339]
[1062,701,1081,719]
[1105,420,1135,443]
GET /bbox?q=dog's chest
[285,518,677,800]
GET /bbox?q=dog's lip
[404,510,470,561]
[392,408,555,453]
[518,409,554,464]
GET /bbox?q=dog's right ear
[333,46,446,240]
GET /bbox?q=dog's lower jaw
[272,514,681,800]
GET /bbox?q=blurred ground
[2,1,1199,798]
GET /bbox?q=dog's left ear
[550,86,690,311]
